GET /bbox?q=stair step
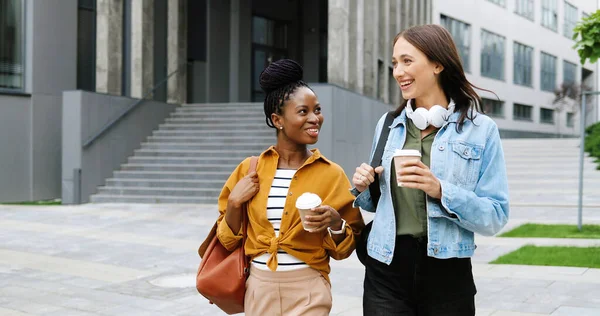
[133,149,262,158]
[106,178,224,189]
[140,142,267,151]
[182,102,261,108]
[171,111,264,118]
[90,194,215,204]
[146,136,274,144]
[113,170,230,180]
[121,163,238,172]
[158,123,272,131]
[97,186,220,197]
[165,117,263,123]
[128,156,247,165]
[153,130,274,137]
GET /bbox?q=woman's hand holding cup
[352,163,384,193]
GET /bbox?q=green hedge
[586,122,600,169]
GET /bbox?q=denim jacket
[352,109,510,265]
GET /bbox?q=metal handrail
[82,61,191,149]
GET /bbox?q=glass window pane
[563,2,578,38]
[481,30,505,80]
[440,15,471,72]
[541,52,557,92]
[514,42,533,86]
[0,0,24,90]
[77,3,96,91]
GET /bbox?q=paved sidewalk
[1,203,600,316]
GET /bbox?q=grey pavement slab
[1,203,600,316]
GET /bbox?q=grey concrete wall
[29,0,77,201]
[311,84,393,179]
[0,95,32,202]
[62,91,177,204]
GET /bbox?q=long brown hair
[392,24,495,131]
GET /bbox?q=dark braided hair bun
[259,59,304,93]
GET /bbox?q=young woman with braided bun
[216,59,364,315]
[351,25,509,315]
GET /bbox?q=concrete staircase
[90,103,274,204]
[501,138,600,206]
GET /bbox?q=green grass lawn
[491,245,600,269]
[1,199,61,206]
[499,224,600,239]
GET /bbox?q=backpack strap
[368,111,395,207]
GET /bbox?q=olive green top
[390,119,438,237]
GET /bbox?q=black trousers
[363,235,477,316]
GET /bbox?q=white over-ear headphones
[405,99,456,130]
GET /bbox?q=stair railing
[82,61,191,149]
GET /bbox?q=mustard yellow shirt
[216,146,365,283]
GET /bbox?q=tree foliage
[573,10,600,65]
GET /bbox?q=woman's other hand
[228,171,259,208]
[303,205,342,232]
[396,160,442,199]
[352,163,384,193]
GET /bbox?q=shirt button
[294,176,298,180]
[288,192,292,196]
[433,248,439,254]
[439,145,445,150]
[463,150,469,156]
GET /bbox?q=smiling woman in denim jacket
[351,24,510,316]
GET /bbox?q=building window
[540,108,555,124]
[482,98,504,117]
[540,52,557,92]
[481,30,505,80]
[515,0,534,20]
[513,42,533,87]
[0,0,24,91]
[513,103,533,121]
[487,0,506,7]
[566,112,574,127]
[564,2,578,38]
[251,16,289,101]
[563,60,577,85]
[77,0,96,91]
[541,0,558,32]
[440,15,471,72]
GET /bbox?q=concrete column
[327,0,350,89]
[362,0,376,97]
[167,0,187,104]
[96,0,123,95]
[229,0,240,101]
[383,0,391,104]
[131,0,154,98]
[355,0,365,93]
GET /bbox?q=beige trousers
[244,266,332,316]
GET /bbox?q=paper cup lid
[295,193,322,209]
[393,149,422,157]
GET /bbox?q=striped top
[251,169,309,271]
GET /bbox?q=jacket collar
[261,146,331,166]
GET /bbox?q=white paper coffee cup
[295,193,322,232]
[393,149,422,187]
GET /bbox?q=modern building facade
[433,0,599,138]
[0,0,597,202]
